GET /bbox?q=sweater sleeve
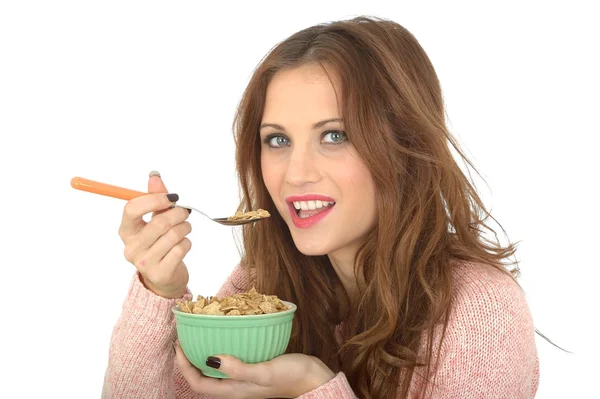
[422,264,540,398]
[101,271,192,399]
[102,265,253,399]
[296,372,358,398]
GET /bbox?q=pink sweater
[101,262,539,398]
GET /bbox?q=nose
[284,146,321,187]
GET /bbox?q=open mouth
[284,195,336,228]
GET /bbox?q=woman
[102,16,539,398]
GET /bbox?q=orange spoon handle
[71,177,147,201]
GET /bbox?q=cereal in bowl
[176,287,288,316]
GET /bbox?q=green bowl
[172,301,297,378]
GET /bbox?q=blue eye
[264,134,290,148]
[322,130,348,144]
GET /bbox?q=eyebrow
[259,118,343,131]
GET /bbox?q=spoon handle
[71,177,146,200]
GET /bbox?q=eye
[263,134,290,148]
[322,130,348,144]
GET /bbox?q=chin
[296,247,329,256]
[290,236,331,256]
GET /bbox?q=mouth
[285,195,336,228]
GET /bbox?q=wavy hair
[232,16,518,399]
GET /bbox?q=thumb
[148,170,168,194]
[148,171,170,218]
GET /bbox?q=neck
[327,246,359,297]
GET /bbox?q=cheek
[341,162,377,212]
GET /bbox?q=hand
[118,172,192,298]
[175,342,336,399]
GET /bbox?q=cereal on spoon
[227,209,270,221]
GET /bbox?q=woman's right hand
[118,172,192,298]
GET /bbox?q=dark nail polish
[167,193,179,202]
[187,208,192,214]
[206,356,221,369]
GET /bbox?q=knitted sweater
[101,262,539,398]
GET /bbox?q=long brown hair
[232,16,518,398]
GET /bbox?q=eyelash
[262,130,348,148]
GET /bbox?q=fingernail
[206,356,221,369]
[167,193,179,202]
[149,170,161,178]
[187,208,192,214]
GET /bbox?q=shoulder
[450,261,527,315]
[424,261,540,397]
[446,261,536,348]
[448,261,537,335]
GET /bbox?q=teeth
[292,200,335,212]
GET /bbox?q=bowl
[172,301,297,378]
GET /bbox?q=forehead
[262,64,342,124]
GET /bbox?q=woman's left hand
[175,341,336,398]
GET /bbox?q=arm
[101,271,192,399]
[207,264,538,399]
[102,264,253,399]
[296,372,358,399]
[423,264,540,398]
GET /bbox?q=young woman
[102,16,539,399]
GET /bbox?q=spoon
[70,177,270,226]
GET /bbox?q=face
[260,64,377,260]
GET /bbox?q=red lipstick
[285,194,336,229]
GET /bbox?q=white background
[1,1,598,397]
